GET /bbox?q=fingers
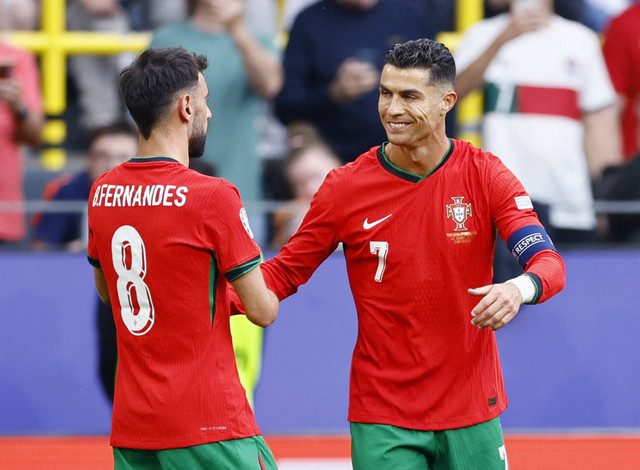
[469,284,522,331]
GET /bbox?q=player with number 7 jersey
[256,37,565,470]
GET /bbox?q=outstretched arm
[231,266,279,327]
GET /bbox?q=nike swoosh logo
[363,214,392,230]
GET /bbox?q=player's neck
[386,135,450,178]
[136,133,189,167]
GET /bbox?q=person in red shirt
[603,3,640,160]
[0,40,43,244]
[87,47,278,469]
[254,38,566,469]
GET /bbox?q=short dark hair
[119,47,208,139]
[87,121,138,149]
[384,39,456,87]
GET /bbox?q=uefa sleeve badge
[239,207,255,240]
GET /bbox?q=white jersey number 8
[111,225,155,336]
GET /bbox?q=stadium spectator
[603,2,640,160]
[274,0,438,164]
[33,122,138,251]
[596,151,640,243]
[0,0,39,30]
[455,0,621,254]
[0,34,44,246]
[271,143,341,247]
[67,0,132,134]
[88,47,278,466]
[151,0,283,213]
[483,0,586,24]
[239,39,566,468]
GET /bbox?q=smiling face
[378,64,456,147]
[378,64,456,149]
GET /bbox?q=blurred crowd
[1,0,640,253]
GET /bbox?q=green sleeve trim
[224,253,263,282]
[88,255,101,268]
[524,273,542,304]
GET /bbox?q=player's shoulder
[451,138,499,164]
[329,145,380,179]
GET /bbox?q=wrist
[506,274,536,304]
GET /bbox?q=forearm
[14,108,44,146]
[583,105,623,179]
[229,22,283,99]
[93,267,111,305]
[456,33,509,100]
[524,249,566,304]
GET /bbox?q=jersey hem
[347,403,506,432]
[110,430,263,450]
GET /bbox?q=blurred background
[1,0,640,468]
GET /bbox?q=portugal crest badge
[446,197,473,231]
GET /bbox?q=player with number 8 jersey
[88,160,265,447]
[87,47,278,466]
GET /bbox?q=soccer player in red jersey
[257,39,566,468]
[87,47,279,469]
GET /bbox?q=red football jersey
[603,3,640,159]
[87,157,262,449]
[262,139,546,431]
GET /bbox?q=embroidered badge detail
[239,207,254,239]
[446,197,473,231]
[515,195,533,210]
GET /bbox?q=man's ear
[179,93,193,123]
[442,90,457,115]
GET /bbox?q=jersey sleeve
[602,13,631,95]
[204,180,262,281]
[261,171,342,300]
[488,157,565,303]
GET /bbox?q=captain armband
[507,225,556,270]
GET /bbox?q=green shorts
[350,417,507,470]
[113,435,277,470]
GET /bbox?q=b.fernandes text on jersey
[92,184,188,207]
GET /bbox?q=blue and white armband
[507,225,556,269]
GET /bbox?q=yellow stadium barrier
[3,0,483,164]
[3,0,150,170]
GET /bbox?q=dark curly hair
[384,38,456,87]
[119,47,208,139]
